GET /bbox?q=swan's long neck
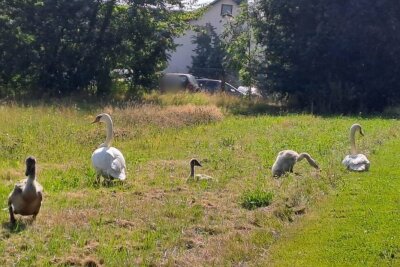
[103,116,114,147]
[297,153,319,169]
[190,163,195,178]
[26,166,36,183]
[350,126,358,155]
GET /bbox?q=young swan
[8,156,43,225]
[187,159,213,182]
[342,123,370,171]
[91,113,126,184]
[272,150,319,177]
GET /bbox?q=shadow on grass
[1,218,32,234]
[228,102,286,116]
[92,177,126,189]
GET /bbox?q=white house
[165,0,242,73]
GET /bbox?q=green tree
[0,0,185,97]
[222,3,261,88]
[190,23,226,80]
[254,0,400,113]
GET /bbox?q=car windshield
[198,80,221,92]
[163,76,185,86]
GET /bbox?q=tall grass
[112,104,223,128]
[142,91,284,115]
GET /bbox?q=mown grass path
[267,137,400,266]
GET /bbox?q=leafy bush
[241,189,273,210]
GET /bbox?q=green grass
[0,97,398,266]
[266,137,400,266]
[241,189,273,210]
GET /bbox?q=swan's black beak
[360,129,365,136]
[91,115,102,124]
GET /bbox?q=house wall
[165,0,240,74]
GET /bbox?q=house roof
[207,0,243,6]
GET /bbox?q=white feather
[343,124,370,172]
[342,154,370,171]
[92,147,126,180]
[92,113,127,181]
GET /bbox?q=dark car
[196,78,243,96]
[160,73,200,92]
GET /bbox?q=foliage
[254,0,400,113]
[0,0,185,97]
[241,189,273,210]
[189,23,226,80]
[222,3,262,87]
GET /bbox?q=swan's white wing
[342,154,370,171]
[195,174,215,181]
[108,147,126,180]
[272,150,298,176]
[92,147,127,180]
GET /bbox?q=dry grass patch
[107,104,223,129]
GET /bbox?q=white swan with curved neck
[91,113,126,182]
[272,150,319,177]
[342,123,370,171]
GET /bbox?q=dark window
[221,4,233,16]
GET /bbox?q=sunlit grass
[241,189,273,210]
[0,100,398,266]
[267,137,400,266]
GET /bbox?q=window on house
[221,4,233,16]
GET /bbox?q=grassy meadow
[0,92,399,266]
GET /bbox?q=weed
[241,189,274,210]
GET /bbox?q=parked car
[196,78,243,96]
[237,86,263,98]
[160,73,200,92]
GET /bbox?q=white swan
[8,156,43,225]
[91,113,126,183]
[272,150,319,177]
[342,123,370,171]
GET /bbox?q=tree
[222,3,262,89]
[0,0,185,97]
[254,0,400,113]
[190,23,226,80]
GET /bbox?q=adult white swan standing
[272,150,319,177]
[342,123,370,171]
[91,113,126,183]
